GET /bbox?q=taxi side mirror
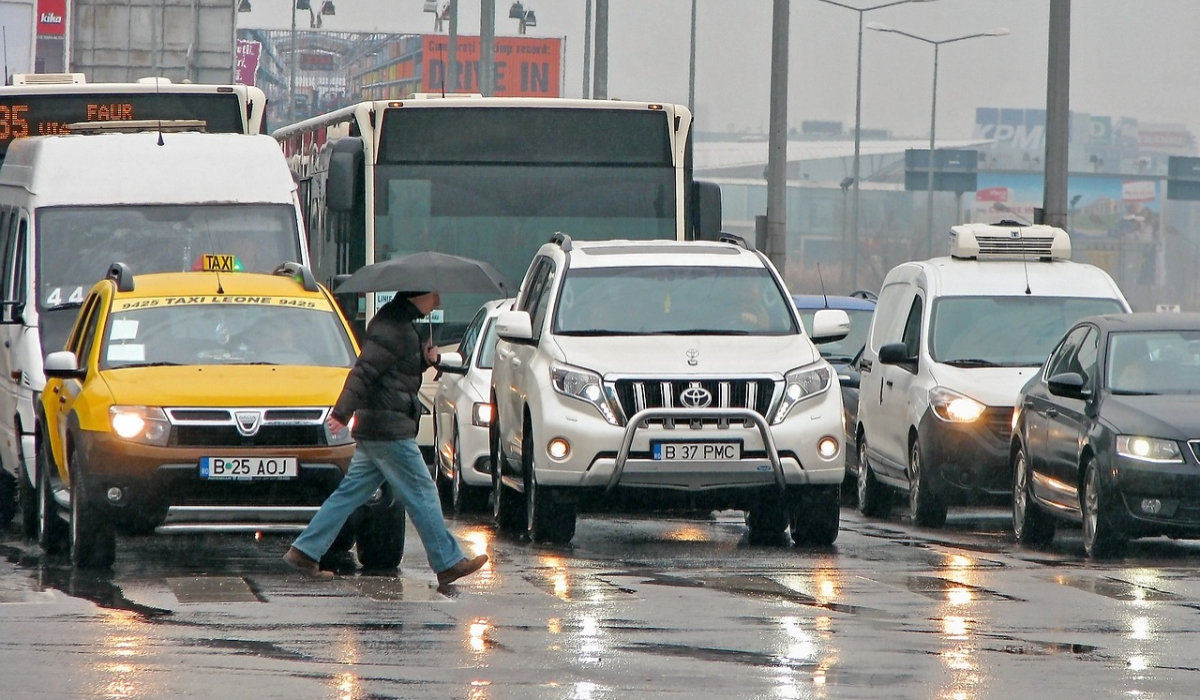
[438,351,468,375]
[44,350,85,380]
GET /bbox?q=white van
[0,131,310,533]
[854,223,1130,527]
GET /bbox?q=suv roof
[544,238,766,270]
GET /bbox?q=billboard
[422,35,561,97]
[969,171,1160,240]
[235,39,261,87]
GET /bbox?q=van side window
[901,297,923,358]
[9,218,27,309]
[870,282,908,352]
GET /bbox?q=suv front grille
[611,378,776,420]
[164,407,329,448]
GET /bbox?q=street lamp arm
[816,0,934,12]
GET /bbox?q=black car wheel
[0,470,16,527]
[1012,445,1056,546]
[36,441,66,555]
[355,486,406,570]
[1082,457,1127,558]
[19,452,38,539]
[523,424,575,545]
[790,485,840,546]
[908,436,947,528]
[747,493,789,545]
[68,448,116,570]
[856,433,891,518]
[491,421,525,535]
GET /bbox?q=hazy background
[238,1,1200,140]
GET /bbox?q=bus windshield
[373,107,679,344]
[37,204,303,311]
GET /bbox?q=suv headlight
[1116,435,1183,463]
[929,387,986,423]
[551,362,619,425]
[109,406,170,446]
[772,364,831,425]
[324,412,355,446]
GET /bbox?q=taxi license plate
[652,441,741,461]
[200,457,298,480]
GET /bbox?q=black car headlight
[1116,435,1183,463]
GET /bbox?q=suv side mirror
[44,350,84,379]
[438,351,468,375]
[878,342,915,367]
[810,309,851,343]
[1046,372,1088,399]
[495,310,533,342]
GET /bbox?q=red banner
[422,34,561,98]
[37,0,65,36]
[235,40,261,86]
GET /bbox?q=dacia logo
[235,411,262,437]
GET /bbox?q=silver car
[433,298,512,513]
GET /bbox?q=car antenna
[816,264,830,308]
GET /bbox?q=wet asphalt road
[2,505,1200,700]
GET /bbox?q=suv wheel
[523,424,576,545]
[746,494,788,545]
[856,433,891,518]
[1012,444,1055,546]
[68,448,116,569]
[789,485,840,546]
[36,440,66,554]
[908,436,947,528]
[355,486,406,570]
[491,422,526,535]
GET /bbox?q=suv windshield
[101,301,356,369]
[555,266,797,336]
[931,296,1125,367]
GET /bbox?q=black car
[1011,312,1200,557]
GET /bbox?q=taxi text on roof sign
[199,254,243,272]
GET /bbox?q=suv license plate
[200,457,299,480]
[652,441,741,461]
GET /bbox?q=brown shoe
[284,546,334,580]
[437,554,489,586]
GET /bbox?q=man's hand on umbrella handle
[423,338,441,365]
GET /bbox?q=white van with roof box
[0,130,309,533]
[854,222,1130,527]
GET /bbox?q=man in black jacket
[284,291,488,584]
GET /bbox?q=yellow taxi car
[36,258,405,569]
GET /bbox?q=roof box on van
[949,222,1071,262]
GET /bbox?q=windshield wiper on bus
[942,358,1002,368]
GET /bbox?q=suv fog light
[817,436,839,459]
[1141,498,1163,515]
[547,438,570,460]
[106,487,124,503]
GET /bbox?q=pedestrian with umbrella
[284,252,511,584]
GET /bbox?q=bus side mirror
[327,137,364,213]
[693,180,722,241]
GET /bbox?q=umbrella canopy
[334,251,513,296]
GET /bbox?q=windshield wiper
[823,354,856,363]
[111,362,182,369]
[557,329,656,336]
[661,329,751,336]
[1111,389,1159,396]
[44,301,84,312]
[943,358,1002,368]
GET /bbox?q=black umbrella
[334,251,513,296]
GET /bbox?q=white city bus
[272,96,722,461]
[0,74,269,165]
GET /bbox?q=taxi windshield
[100,301,356,369]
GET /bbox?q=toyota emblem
[686,348,699,366]
[679,384,713,409]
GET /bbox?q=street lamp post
[868,22,1008,259]
[813,0,935,290]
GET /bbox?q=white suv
[490,234,850,545]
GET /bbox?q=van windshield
[36,204,302,312]
[930,296,1125,367]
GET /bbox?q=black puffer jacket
[331,297,432,440]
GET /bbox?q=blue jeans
[291,437,466,573]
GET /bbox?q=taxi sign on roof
[196,254,243,272]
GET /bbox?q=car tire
[19,459,38,539]
[1012,445,1055,546]
[36,440,66,555]
[1082,457,1127,558]
[747,494,789,545]
[451,421,487,514]
[433,419,453,509]
[0,470,16,527]
[523,423,575,545]
[68,448,116,570]
[491,420,525,535]
[856,433,891,518]
[908,436,947,528]
[355,487,406,570]
[790,485,840,546]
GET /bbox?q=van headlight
[772,365,831,424]
[109,406,170,446]
[1116,435,1183,463]
[929,387,986,423]
[551,362,619,425]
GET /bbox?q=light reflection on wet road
[2,507,1200,699]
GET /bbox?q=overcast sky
[239,1,1200,140]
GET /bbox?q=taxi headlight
[109,406,170,446]
[1116,435,1183,463]
[324,412,355,446]
[929,387,986,423]
[772,364,832,425]
[551,362,619,425]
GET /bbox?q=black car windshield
[799,308,873,362]
[101,301,356,369]
[1108,330,1200,394]
[931,296,1126,366]
[555,266,797,336]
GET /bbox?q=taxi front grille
[981,407,1013,443]
[172,425,324,448]
[612,378,777,420]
